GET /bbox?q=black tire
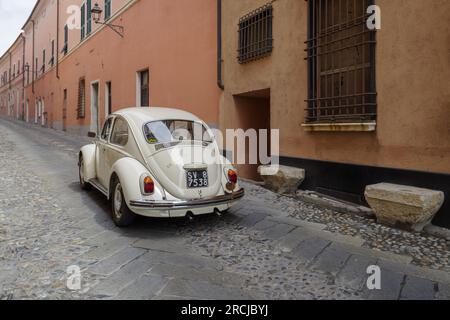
[79,156,91,191]
[110,177,136,227]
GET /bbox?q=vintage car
[78,107,244,227]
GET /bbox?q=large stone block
[258,165,305,194]
[364,183,444,232]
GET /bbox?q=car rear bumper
[129,188,245,210]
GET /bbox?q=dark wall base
[280,156,450,229]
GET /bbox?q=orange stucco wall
[220,0,450,176]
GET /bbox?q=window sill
[301,122,376,132]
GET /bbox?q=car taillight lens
[228,169,238,184]
[143,176,154,194]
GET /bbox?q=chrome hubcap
[114,183,123,219]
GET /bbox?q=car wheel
[79,157,91,190]
[111,178,136,227]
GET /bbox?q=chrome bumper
[129,188,245,210]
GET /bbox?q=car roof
[113,107,202,127]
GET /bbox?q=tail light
[227,169,238,184]
[143,176,154,194]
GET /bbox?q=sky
[0,0,37,56]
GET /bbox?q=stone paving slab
[436,283,450,300]
[238,212,268,228]
[292,237,331,266]
[262,223,295,241]
[377,259,450,286]
[115,274,169,300]
[81,237,136,261]
[362,268,404,300]
[88,247,146,276]
[253,219,278,231]
[275,227,316,253]
[399,276,437,300]
[161,279,252,300]
[148,263,250,288]
[312,243,352,276]
[336,254,377,291]
[90,252,157,298]
[132,237,188,254]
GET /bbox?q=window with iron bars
[238,3,273,64]
[305,0,377,124]
[77,78,86,119]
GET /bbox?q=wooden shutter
[77,79,86,119]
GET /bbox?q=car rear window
[143,120,212,145]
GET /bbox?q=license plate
[186,170,209,189]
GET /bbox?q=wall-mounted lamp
[91,3,124,38]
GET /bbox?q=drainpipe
[21,34,26,121]
[32,20,35,94]
[56,0,60,79]
[217,0,224,90]
[8,52,12,90]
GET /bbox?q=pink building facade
[1,0,220,136]
[0,36,25,121]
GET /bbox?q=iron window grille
[238,3,273,64]
[305,0,377,124]
[77,78,86,119]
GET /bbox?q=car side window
[100,118,113,141]
[110,117,129,146]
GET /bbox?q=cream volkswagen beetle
[79,107,244,227]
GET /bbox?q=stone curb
[296,190,375,218]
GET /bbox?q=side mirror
[88,132,97,138]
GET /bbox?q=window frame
[109,116,129,147]
[100,116,115,142]
[137,69,149,107]
[305,0,377,125]
[237,3,274,64]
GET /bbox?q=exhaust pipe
[186,211,195,222]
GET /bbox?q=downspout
[32,20,35,94]
[8,52,12,90]
[21,34,26,121]
[217,0,224,90]
[56,0,60,79]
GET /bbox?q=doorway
[136,69,149,107]
[105,81,112,117]
[232,89,271,181]
[90,81,100,135]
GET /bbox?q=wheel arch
[109,157,164,204]
[79,144,96,181]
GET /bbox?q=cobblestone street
[0,118,449,300]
